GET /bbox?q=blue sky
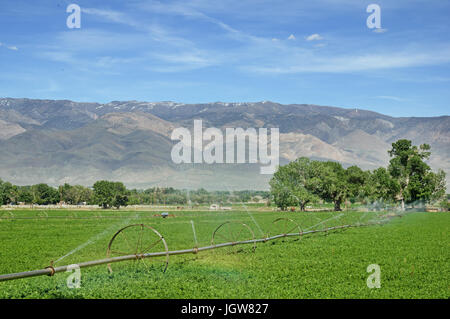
[0,0,449,117]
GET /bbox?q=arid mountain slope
[0,98,448,190]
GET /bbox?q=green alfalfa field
[0,208,448,299]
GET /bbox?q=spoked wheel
[211,221,256,254]
[94,212,102,219]
[37,211,48,219]
[304,214,332,236]
[0,211,14,220]
[312,213,345,236]
[68,212,78,219]
[270,218,302,241]
[106,224,169,274]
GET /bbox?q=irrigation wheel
[68,211,78,219]
[0,211,14,220]
[93,211,102,219]
[211,221,256,254]
[269,218,303,241]
[310,213,346,236]
[37,211,48,219]
[106,224,169,274]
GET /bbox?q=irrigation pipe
[0,221,383,283]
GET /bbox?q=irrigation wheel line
[0,220,387,283]
[0,211,14,220]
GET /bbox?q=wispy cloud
[374,95,408,102]
[81,8,136,26]
[0,42,19,51]
[38,4,256,73]
[135,1,263,43]
[373,28,388,33]
[244,47,450,74]
[149,50,221,72]
[32,1,450,79]
[306,34,323,41]
[81,7,198,49]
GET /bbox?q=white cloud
[306,33,323,41]
[136,1,261,44]
[82,8,138,27]
[287,34,296,40]
[244,47,450,74]
[0,42,19,51]
[373,28,388,33]
[374,96,407,102]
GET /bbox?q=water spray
[191,220,198,249]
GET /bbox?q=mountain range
[0,98,448,190]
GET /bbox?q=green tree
[78,185,94,204]
[430,169,446,202]
[17,186,33,204]
[1,181,7,205]
[59,183,72,203]
[388,139,446,209]
[112,194,128,209]
[93,181,128,209]
[366,167,400,202]
[32,183,59,205]
[345,165,369,203]
[270,157,318,211]
[0,180,17,205]
[270,180,296,211]
[59,183,93,205]
[308,161,348,211]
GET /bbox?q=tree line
[270,139,447,211]
[0,179,270,209]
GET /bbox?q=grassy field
[0,208,448,298]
